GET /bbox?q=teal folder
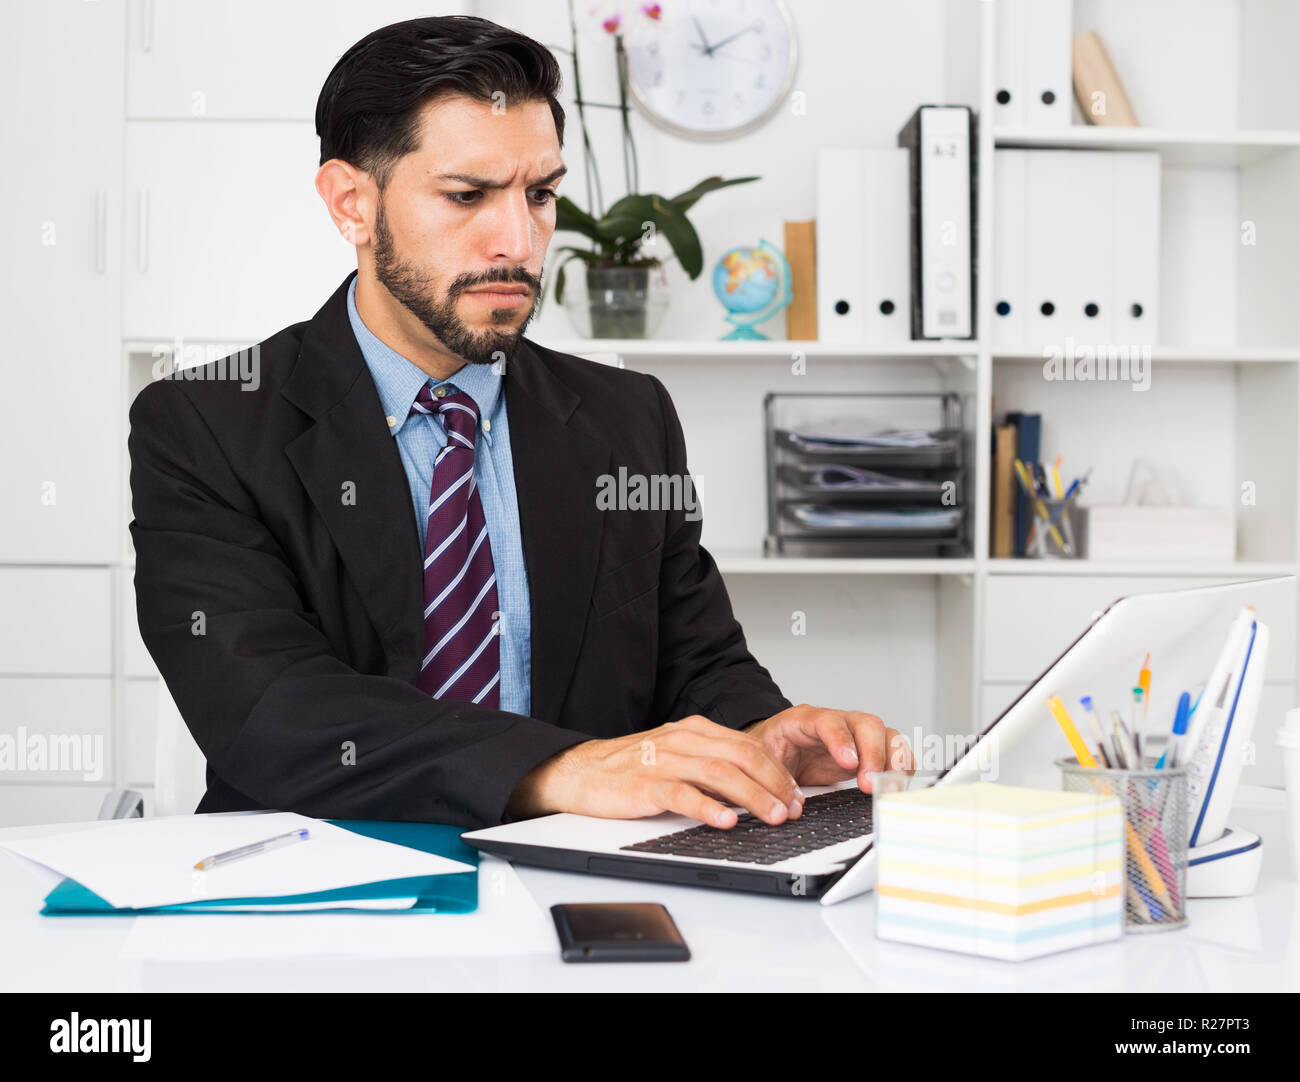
[39,820,478,916]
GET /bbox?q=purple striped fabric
[409,384,501,707]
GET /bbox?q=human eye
[444,190,481,207]
[529,188,558,206]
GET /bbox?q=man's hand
[743,704,914,790]
[505,715,804,829]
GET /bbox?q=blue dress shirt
[346,276,532,717]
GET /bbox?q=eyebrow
[435,165,568,189]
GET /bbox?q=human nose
[485,192,537,264]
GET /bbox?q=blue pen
[1043,468,1092,534]
[1156,692,1191,769]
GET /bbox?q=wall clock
[624,0,798,140]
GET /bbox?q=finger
[845,712,888,779]
[660,729,802,811]
[675,755,797,826]
[810,710,861,772]
[886,728,916,773]
[656,779,738,829]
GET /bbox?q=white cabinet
[123,121,356,341]
[127,0,471,119]
[0,678,113,782]
[0,569,112,676]
[0,0,123,564]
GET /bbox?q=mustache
[448,268,542,298]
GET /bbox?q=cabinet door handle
[93,189,107,275]
[136,188,150,273]
[140,0,154,52]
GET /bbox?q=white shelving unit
[543,0,1300,787]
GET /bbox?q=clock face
[624,0,797,140]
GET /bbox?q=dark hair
[316,15,566,190]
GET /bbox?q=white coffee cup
[1278,707,1300,882]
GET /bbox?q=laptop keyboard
[619,787,874,866]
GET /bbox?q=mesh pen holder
[1057,757,1188,932]
[1027,499,1081,558]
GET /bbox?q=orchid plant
[547,1,759,304]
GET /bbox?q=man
[129,15,912,831]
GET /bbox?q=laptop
[462,577,1291,905]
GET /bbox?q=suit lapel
[279,274,610,721]
[505,338,609,725]
[281,273,425,678]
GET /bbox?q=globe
[710,239,791,340]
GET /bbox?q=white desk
[1,786,1296,993]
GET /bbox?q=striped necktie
[409,383,501,707]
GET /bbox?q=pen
[1078,695,1111,766]
[1047,696,1095,766]
[1014,459,1072,554]
[1041,468,1093,537]
[1047,696,1176,916]
[193,827,311,870]
[1157,692,1191,769]
[1110,717,1130,769]
[1114,710,1140,770]
[1138,654,1152,720]
[1130,687,1145,760]
[1052,455,1064,499]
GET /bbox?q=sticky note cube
[875,782,1124,961]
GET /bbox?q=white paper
[0,812,474,910]
[118,856,555,959]
[187,898,420,912]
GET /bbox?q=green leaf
[593,214,647,243]
[607,194,704,278]
[667,175,760,213]
[553,195,603,241]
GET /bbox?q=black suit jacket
[129,271,791,828]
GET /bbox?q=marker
[1156,692,1191,769]
[1138,654,1152,719]
[194,828,311,870]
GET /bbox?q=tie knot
[411,384,479,445]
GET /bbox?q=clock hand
[691,16,715,57]
[706,24,758,53]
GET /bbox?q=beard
[371,196,542,367]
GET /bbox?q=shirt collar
[346,275,502,442]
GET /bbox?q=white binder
[992,149,1028,345]
[1024,150,1073,343]
[1023,0,1073,129]
[993,0,1028,127]
[815,148,911,344]
[899,106,974,340]
[1064,150,1115,341]
[1109,151,1161,345]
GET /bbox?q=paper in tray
[776,428,961,468]
[780,503,963,536]
[777,463,960,505]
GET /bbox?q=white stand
[1185,825,1263,897]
